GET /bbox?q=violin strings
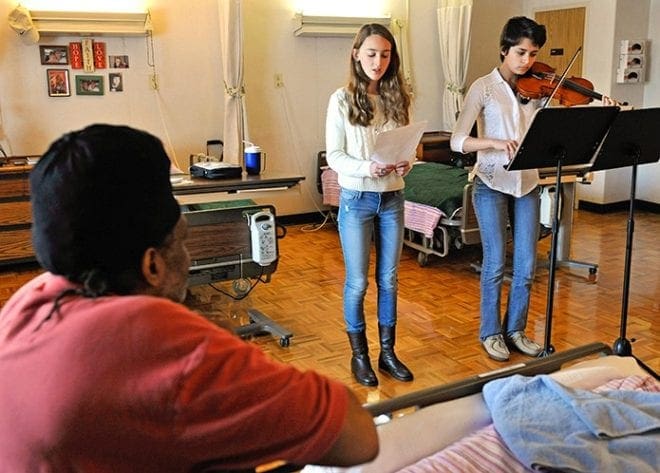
[535,71,601,100]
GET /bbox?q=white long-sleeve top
[450,68,543,197]
[325,87,405,192]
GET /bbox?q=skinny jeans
[338,188,404,333]
[472,177,540,340]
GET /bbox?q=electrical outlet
[274,73,284,88]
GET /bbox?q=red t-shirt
[0,273,348,472]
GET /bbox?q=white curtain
[218,0,246,166]
[437,0,472,131]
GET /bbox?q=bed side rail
[365,342,612,417]
[235,343,614,473]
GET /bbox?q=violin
[516,62,605,106]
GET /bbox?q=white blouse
[451,68,543,197]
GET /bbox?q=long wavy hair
[347,23,411,127]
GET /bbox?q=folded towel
[483,374,660,473]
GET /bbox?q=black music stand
[507,106,619,356]
[588,107,660,357]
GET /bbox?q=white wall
[525,0,658,206]
[0,0,657,216]
[639,0,660,204]
[604,0,654,205]
[0,0,225,167]
[467,0,523,85]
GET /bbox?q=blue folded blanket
[482,374,660,472]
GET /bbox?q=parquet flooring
[0,209,657,406]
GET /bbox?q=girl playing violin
[450,16,547,362]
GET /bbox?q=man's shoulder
[91,294,205,327]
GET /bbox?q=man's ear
[141,247,165,288]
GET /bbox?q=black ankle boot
[347,331,378,387]
[378,324,413,382]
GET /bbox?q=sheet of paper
[371,121,428,165]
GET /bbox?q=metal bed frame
[403,181,481,266]
[184,204,293,347]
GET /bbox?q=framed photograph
[75,75,104,96]
[47,69,70,97]
[108,72,123,92]
[109,55,129,69]
[40,45,69,65]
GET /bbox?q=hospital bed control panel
[249,210,277,266]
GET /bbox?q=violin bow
[543,47,582,108]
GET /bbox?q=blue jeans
[338,188,404,333]
[472,177,540,340]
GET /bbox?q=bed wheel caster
[279,336,290,347]
[232,278,251,296]
[417,252,429,267]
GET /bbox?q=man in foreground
[0,124,378,472]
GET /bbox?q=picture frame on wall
[109,55,129,68]
[109,72,123,92]
[47,69,70,97]
[75,75,104,96]
[40,45,69,65]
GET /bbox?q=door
[535,7,586,76]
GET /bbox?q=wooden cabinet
[416,131,452,163]
[0,159,36,266]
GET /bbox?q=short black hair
[30,124,181,294]
[499,16,547,61]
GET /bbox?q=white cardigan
[325,87,405,193]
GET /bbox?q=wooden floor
[1,208,657,406]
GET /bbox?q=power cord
[300,208,337,232]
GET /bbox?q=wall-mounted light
[293,13,391,37]
[29,10,152,36]
[8,5,151,42]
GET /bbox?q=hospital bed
[318,154,480,266]
[183,203,293,347]
[400,161,480,266]
[247,344,658,473]
[301,344,659,473]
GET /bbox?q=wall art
[75,75,104,96]
[47,69,70,97]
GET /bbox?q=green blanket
[404,163,468,216]
[186,199,257,211]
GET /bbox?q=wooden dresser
[0,157,38,266]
